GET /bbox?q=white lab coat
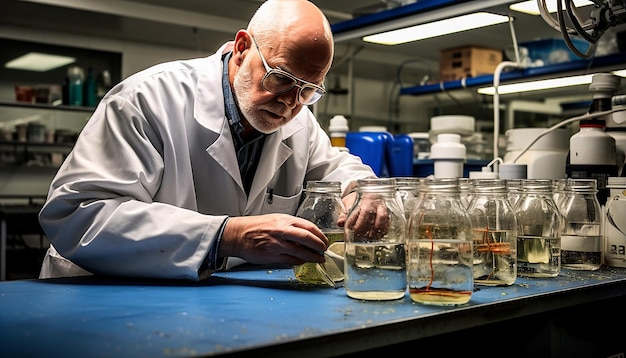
[38,42,375,281]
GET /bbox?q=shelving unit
[0,100,94,113]
[400,53,626,96]
[330,0,625,104]
[0,100,92,166]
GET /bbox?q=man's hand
[219,214,328,265]
[342,193,391,241]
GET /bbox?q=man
[38,0,376,280]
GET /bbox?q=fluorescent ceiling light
[613,69,626,77]
[477,70,626,95]
[362,12,509,45]
[509,0,593,15]
[5,52,75,71]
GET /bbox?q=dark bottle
[83,67,97,107]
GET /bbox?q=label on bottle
[605,191,626,267]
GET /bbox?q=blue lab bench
[1,265,626,357]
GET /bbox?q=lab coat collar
[194,42,233,134]
[195,42,308,204]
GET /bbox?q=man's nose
[276,87,299,108]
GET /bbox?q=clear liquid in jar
[517,235,560,277]
[344,242,406,300]
[407,225,473,306]
[472,228,516,286]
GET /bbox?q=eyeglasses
[249,34,326,105]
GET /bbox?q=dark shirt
[221,51,266,196]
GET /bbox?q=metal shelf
[331,0,513,42]
[0,100,94,113]
[400,53,626,96]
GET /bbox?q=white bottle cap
[328,115,349,134]
[430,133,466,160]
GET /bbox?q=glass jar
[294,181,346,286]
[467,179,517,286]
[344,178,407,300]
[458,177,472,209]
[514,179,561,278]
[394,177,421,220]
[407,177,474,306]
[560,179,602,270]
[552,178,568,210]
[505,178,523,208]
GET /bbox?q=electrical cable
[565,0,598,43]
[558,0,597,58]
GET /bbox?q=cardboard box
[439,46,503,82]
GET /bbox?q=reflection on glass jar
[344,178,407,301]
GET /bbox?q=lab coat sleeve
[39,93,221,281]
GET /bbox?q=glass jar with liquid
[394,177,421,220]
[293,181,346,286]
[467,178,517,286]
[515,179,561,278]
[407,177,474,306]
[344,178,407,300]
[559,178,602,270]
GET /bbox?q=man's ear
[233,30,251,62]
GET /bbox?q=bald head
[247,0,334,68]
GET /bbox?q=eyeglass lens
[262,71,323,105]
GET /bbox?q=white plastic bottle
[328,115,349,148]
[430,133,466,178]
[568,119,618,205]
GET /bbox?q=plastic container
[604,177,626,267]
[67,66,84,107]
[328,115,349,148]
[346,132,391,177]
[429,115,475,143]
[503,128,569,179]
[430,133,466,178]
[388,134,414,177]
[567,119,618,205]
